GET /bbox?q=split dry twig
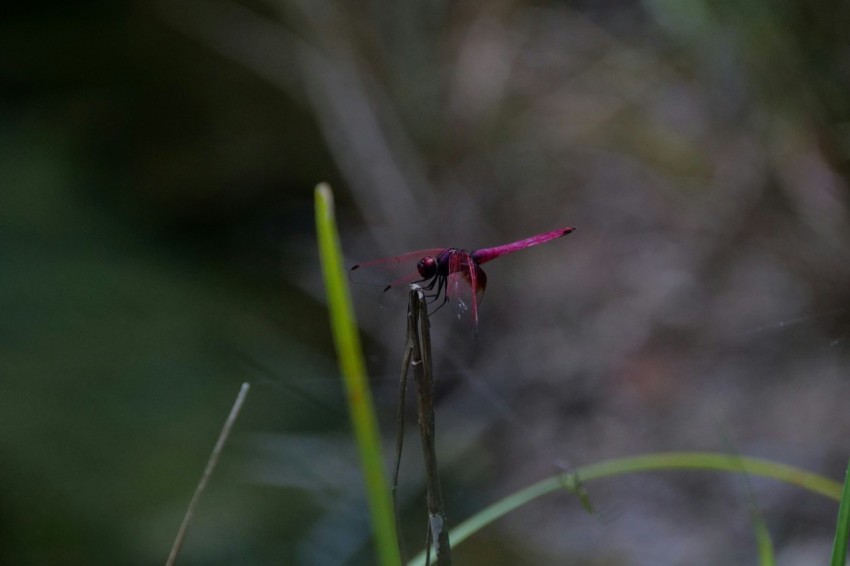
[393,288,452,566]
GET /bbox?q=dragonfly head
[417,256,438,279]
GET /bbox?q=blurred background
[2,1,850,564]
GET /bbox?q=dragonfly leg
[404,272,451,317]
[403,275,438,300]
[425,275,450,315]
[419,274,443,301]
[422,275,440,292]
[429,294,450,316]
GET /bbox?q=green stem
[409,451,842,566]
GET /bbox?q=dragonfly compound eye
[417,257,437,278]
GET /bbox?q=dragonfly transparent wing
[445,252,487,327]
[349,248,446,308]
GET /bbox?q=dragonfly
[350,226,575,326]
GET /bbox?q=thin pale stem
[392,312,416,562]
[166,382,251,566]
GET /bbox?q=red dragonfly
[350,226,575,326]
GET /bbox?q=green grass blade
[408,452,843,566]
[753,511,775,566]
[830,458,850,566]
[315,183,402,566]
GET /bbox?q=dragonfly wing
[349,248,448,310]
[349,248,446,288]
[350,248,447,272]
[445,252,487,326]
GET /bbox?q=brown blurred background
[2,1,850,564]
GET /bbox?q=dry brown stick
[408,288,452,566]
